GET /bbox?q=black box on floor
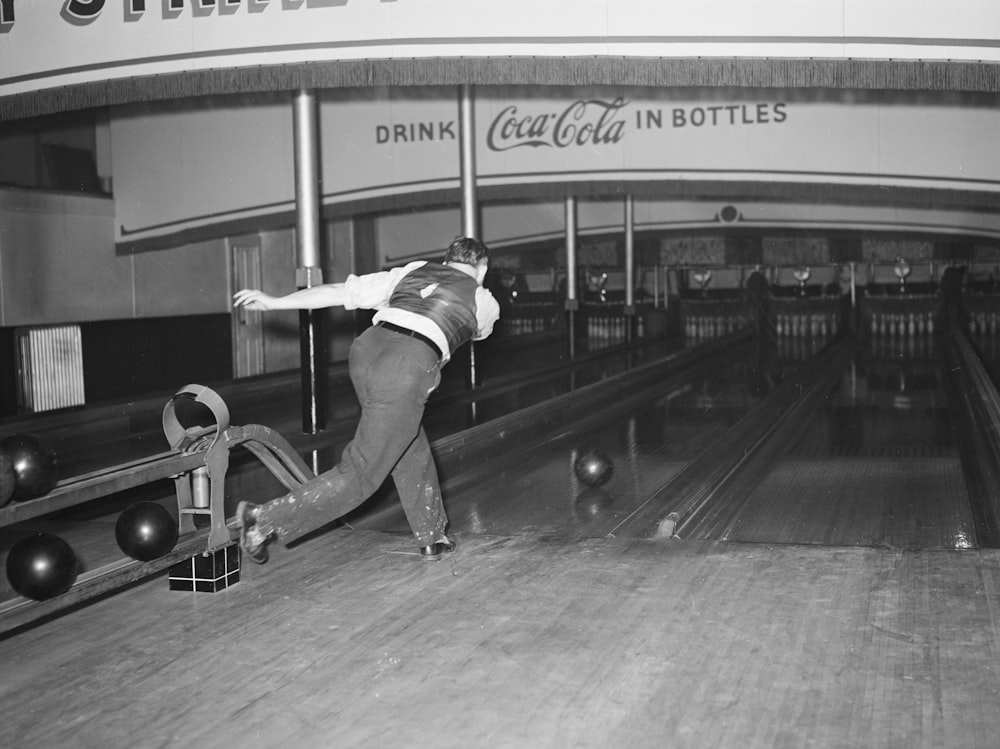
[169,543,240,592]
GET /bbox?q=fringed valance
[3,57,999,122]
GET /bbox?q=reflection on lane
[373,331,978,552]
[723,333,975,550]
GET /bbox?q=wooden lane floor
[348,339,766,541]
[358,330,981,549]
[3,530,1000,747]
[4,335,1000,745]
[0,332,757,598]
[0,336,685,604]
[723,457,975,549]
[710,335,977,549]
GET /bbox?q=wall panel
[0,189,127,326]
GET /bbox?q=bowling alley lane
[0,323,985,616]
[718,333,976,549]
[356,329,982,553]
[350,335,785,540]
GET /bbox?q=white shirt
[342,261,500,363]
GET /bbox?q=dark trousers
[256,325,447,546]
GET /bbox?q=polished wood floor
[2,529,999,748]
[3,333,999,747]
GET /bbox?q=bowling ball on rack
[6,532,78,600]
[0,433,59,501]
[0,449,15,508]
[115,501,179,562]
[574,449,614,488]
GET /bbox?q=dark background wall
[79,315,233,405]
[0,315,232,419]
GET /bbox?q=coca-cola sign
[369,96,790,148]
[486,97,628,152]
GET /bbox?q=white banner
[3,1,1000,102]
[111,86,1000,247]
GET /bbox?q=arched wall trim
[3,57,1000,122]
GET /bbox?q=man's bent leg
[255,399,426,545]
[392,426,448,546]
[251,464,363,546]
[252,334,435,547]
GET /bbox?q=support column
[293,89,325,437]
[458,85,480,421]
[565,196,578,360]
[624,194,636,344]
[849,262,857,309]
[459,85,478,239]
[849,261,858,335]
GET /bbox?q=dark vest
[389,263,479,352]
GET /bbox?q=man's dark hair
[444,236,489,265]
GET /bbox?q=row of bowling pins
[869,311,934,337]
[776,313,839,338]
[588,315,646,342]
[967,311,1000,336]
[505,316,549,335]
[684,314,747,339]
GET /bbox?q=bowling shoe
[236,500,271,564]
[419,536,457,562]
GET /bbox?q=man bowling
[232,236,500,563]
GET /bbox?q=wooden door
[231,240,264,378]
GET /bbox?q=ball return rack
[0,384,315,635]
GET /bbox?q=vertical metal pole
[663,266,670,338]
[459,85,478,239]
[565,196,578,361]
[293,89,325,438]
[624,194,635,345]
[458,85,480,421]
[849,261,857,335]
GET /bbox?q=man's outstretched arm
[233,284,347,311]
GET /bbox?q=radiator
[15,325,86,412]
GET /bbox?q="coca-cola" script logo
[486,97,628,152]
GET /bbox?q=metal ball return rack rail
[0,384,316,635]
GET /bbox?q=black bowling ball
[0,432,59,501]
[115,502,179,561]
[6,533,78,600]
[574,449,614,488]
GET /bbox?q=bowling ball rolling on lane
[574,449,614,488]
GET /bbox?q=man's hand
[233,289,277,311]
